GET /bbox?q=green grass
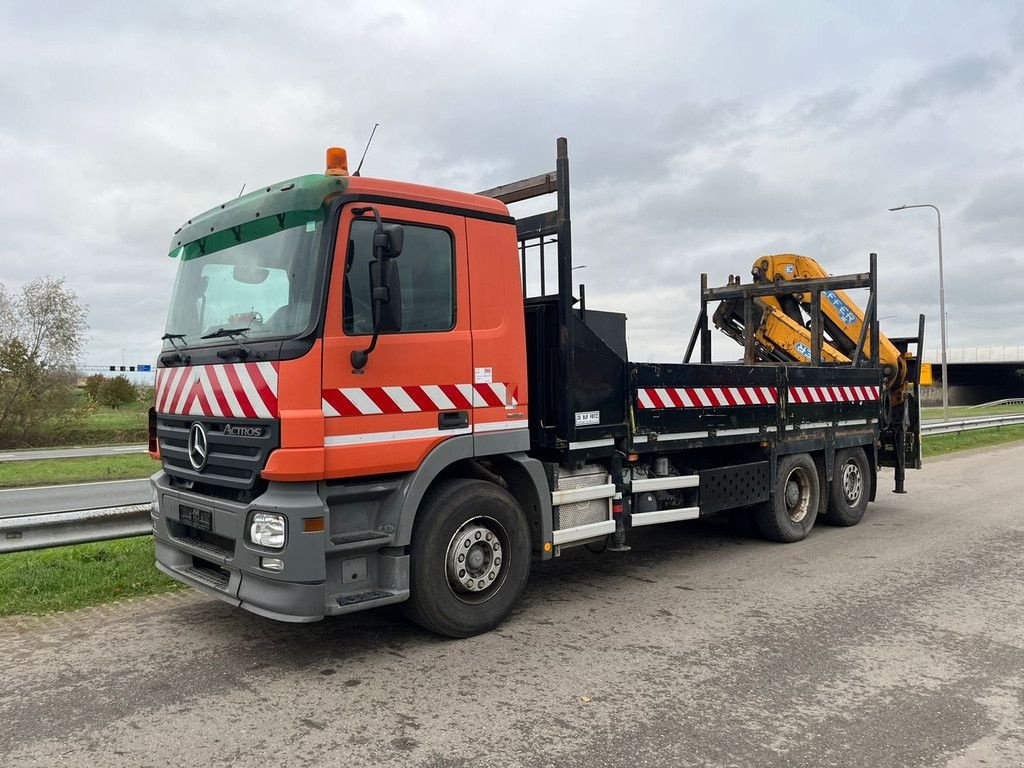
[923,425,1024,457]
[42,398,149,448]
[0,453,158,488]
[0,537,183,618]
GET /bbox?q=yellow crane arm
[752,254,908,397]
[753,297,851,366]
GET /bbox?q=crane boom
[714,253,912,404]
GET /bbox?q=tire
[756,453,820,543]
[401,478,531,638]
[824,447,871,526]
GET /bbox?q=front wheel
[402,479,531,637]
[824,447,871,526]
[756,453,820,543]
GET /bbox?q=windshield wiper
[201,326,254,359]
[161,332,186,350]
[200,326,251,341]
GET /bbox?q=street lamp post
[889,203,948,421]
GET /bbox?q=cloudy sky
[2,0,1023,369]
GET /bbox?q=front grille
[158,414,279,495]
[167,519,236,558]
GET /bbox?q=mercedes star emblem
[187,422,209,471]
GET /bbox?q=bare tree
[0,277,89,447]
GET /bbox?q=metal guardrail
[3,415,1024,555]
[920,414,1024,436]
[1,504,152,554]
[968,398,1024,409]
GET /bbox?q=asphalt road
[0,444,147,462]
[0,478,151,518]
[2,444,1023,767]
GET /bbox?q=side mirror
[369,258,402,333]
[374,224,404,258]
[349,208,404,370]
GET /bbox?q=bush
[99,375,137,409]
[83,373,105,402]
[0,338,77,446]
[135,384,155,404]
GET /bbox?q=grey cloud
[783,88,863,133]
[963,173,1024,225]
[885,54,1010,118]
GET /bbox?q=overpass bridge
[923,347,1024,406]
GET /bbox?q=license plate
[179,504,213,532]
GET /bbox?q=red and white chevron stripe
[155,362,279,418]
[322,383,518,417]
[788,385,880,404]
[636,386,778,409]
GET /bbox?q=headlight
[250,512,286,549]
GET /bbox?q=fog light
[261,557,284,572]
[150,486,160,521]
[250,512,286,549]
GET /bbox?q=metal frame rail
[478,136,576,444]
[685,253,881,369]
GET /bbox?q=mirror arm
[350,329,379,371]
[349,206,395,371]
[351,263,384,371]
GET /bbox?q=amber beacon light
[325,147,349,176]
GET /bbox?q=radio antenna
[238,183,246,198]
[353,122,379,177]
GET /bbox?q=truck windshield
[164,210,323,348]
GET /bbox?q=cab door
[321,203,473,478]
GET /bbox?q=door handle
[438,411,469,430]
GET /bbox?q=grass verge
[922,425,1024,457]
[0,537,183,618]
[43,399,149,448]
[0,453,158,488]
[922,404,1024,419]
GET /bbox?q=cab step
[333,588,408,615]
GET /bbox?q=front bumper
[150,468,407,626]
[151,471,329,621]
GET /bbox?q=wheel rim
[445,516,507,605]
[784,466,812,523]
[841,460,863,505]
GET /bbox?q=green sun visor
[168,173,348,257]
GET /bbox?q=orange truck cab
[151,139,922,636]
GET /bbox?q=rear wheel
[402,479,531,638]
[824,447,871,526]
[756,453,819,542]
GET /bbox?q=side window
[344,218,455,334]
